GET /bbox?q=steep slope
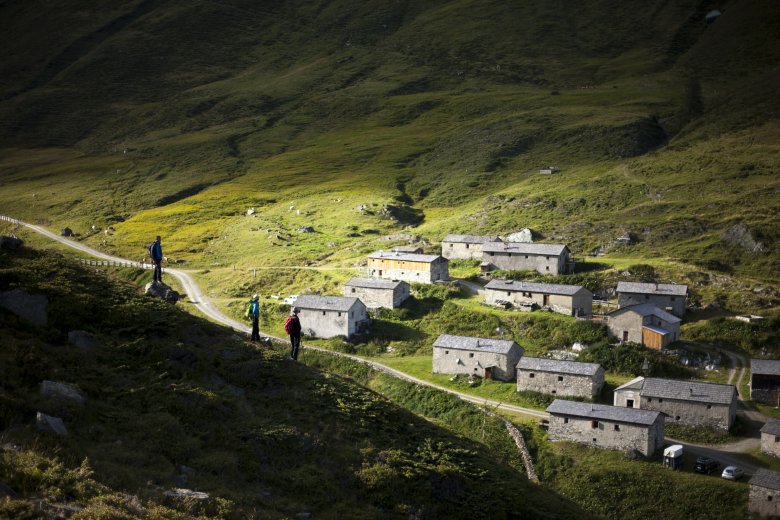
[0,245,588,518]
[0,0,778,281]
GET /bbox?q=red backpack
[284,315,295,334]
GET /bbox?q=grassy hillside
[0,245,592,518]
[0,0,778,288]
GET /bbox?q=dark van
[694,457,720,475]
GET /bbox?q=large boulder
[36,412,68,436]
[505,228,533,243]
[144,281,180,304]
[0,236,23,250]
[68,330,97,349]
[40,381,86,405]
[0,289,48,326]
[60,227,73,237]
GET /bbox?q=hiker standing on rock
[149,235,163,283]
[285,307,302,360]
[246,294,261,342]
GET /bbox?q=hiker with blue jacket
[149,235,163,282]
[246,294,261,342]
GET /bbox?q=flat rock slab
[0,289,48,326]
[164,488,209,500]
[68,330,97,348]
[36,412,68,436]
[41,381,85,405]
[144,281,180,304]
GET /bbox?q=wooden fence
[76,257,161,272]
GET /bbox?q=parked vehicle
[694,457,721,475]
[662,445,683,470]
[721,466,744,480]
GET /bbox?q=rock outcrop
[144,281,180,304]
[0,236,23,250]
[36,412,68,436]
[0,289,48,326]
[40,381,86,405]
[68,330,97,348]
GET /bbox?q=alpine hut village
[1,1,778,518]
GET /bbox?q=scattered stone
[60,227,73,237]
[68,330,96,349]
[144,281,180,304]
[0,236,23,250]
[325,242,336,247]
[0,289,48,326]
[36,412,68,436]
[91,225,99,231]
[1,443,21,452]
[721,223,765,253]
[41,381,86,405]
[164,489,209,500]
[298,226,315,233]
[246,207,256,216]
[505,228,533,243]
[295,513,312,519]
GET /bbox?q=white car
[721,466,744,480]
[283,295,298,306]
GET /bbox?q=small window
[675,416,681,421]
[449,243,453,247]
[338,312,342,317]
[563,417,569,424]
[671,297,676,302]
[592,438,597,443]
[551,389,556,394]
[558,376,564,382]
[769,496,773,502]
[614,424,620,431]
[507,292,511,296]
[707,405,712,410]
[529,373,535,378]
[659,399,664,403]
[351,288,356,293]
[445,350,449,355]
[465,244,470,249]
[546,256,550,260]
[525,255,528,259]
[322,311,326,316]
[545,266,550,271]
[647,398,652,403]
[775,436,779,443]
[469,353,474,358]
[645,295,650,300]
[591,420,599,429]
[488,252,494,257]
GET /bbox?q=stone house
[546,400,664,457]
[343,277,410,309]
[441,234,502,260]
[606,303,681,349]
[613,376,737,431]
[516,357,604,398]
[484,279,592,317]
[293,295,369,339]
[751,359,780,405]
[761,419,780,458]
[616,281,688,318]
[481,242,571,275]
[432,334,524,382]
[749,469,780,518]
[367,251,449,284]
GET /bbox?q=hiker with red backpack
[285,307,302,360]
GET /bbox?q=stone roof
[616,281,688,297]
[609,303,681,324]
[344,277,407,290]
[517,357,602,376]
[751,359,780,376]
[614,376,645,392]
[485,279,588,296]
[761,419,780,436]
[432,334,521,355]
[546,400,661,426]
[294,295,363,313]
[640,377,736,405]
[750,468,780,491]
[442,234,502,244]
[481,242,568,256]
[368,251,443,263]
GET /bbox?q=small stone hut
[606,303,681,349]
[516,358,604,398]
[294,295,369,339]
[481,242,571,275]
[613,376,737,431]
[343,278,410,309]
[367,251,449,284]
[616,281,688,318]
[751,359,780,406]
[484,279,592,317]
[432,334,523,381]
[761,419,780,458]
[749,469,780,518]
[441,234,502,260]
[546,400,664,457]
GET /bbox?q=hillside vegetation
[0,0,778,287]
[0,245,591,518]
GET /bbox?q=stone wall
[547,413,663,456]
[432,347,521,382]
[762,432,780,458]
[517,370,603,398]
[618,292,686,317]
[344,285,409,309]
[749,485,780,518]
[482,251,567,275]
[442,242,484,260]
[298,304,367,339]
[641,396,735,431]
